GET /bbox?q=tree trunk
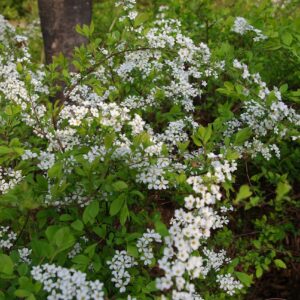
[38,0,92,65]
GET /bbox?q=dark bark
[38,0,92,65]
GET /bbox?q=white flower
[0,226,17,250]
[31,264,104,299]
[18,247,32,264]
[0,167,23,194]
[107,250,137,293]
[217,274,243,295]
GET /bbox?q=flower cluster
[107,250,137,293]
[116,0,138,21]
[18,247,32,264]
[45,185,90,207]
[83,145,107,163]
[223,59,300,160]
[231,17,267,42]
[137,229,162,265]
[0,167,23,194]
[155,155,241,297]
[0,226,17,249]
[68,236,88,259]
[31,264,104,300]
[216,274,243,296]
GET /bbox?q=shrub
[0,0,299,299]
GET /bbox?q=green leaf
[112,181,128,192]
[142,280,157,293]
[127,244,139,258]
[154,220,169,237]
[224,81,234,90]
[0,254,14,275]
[45,225,61,242]
[89,21,94,35]
[104,133,115,149]
[276,181,291,201]
[59,214,73,222]
[5,105,21,116]
[192,135,202,147]
[83,201,99,224]
[134,12,150,26]
[48,162,63,179]
[31,239,53,258]
[0,146,12,156]
[176,172,186,184]
[234,127,252,146]
[12,147,24,155]
[27,294,36,300]
[110,194,125,216]
[53,227,75,251]
[225,149,240,160]
[120,203,129,225]
[130,190,145,200]
[235,272,253,287]
[16,62,23,72]
[84,243,97,258]
[93,225,106,239]
[235,185,252,203]
[198,124,212,144]
[274,259,287,269]
[256,266,263,278]
[71,220,84,231]
[282,32,293,46]
[193,125,213,146]
[72,255,90,266]
[14,290,32,297]
[17,264,28,276]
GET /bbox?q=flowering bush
[0,0,299,299]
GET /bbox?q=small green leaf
[54,227,75,251]
[93,225,106,239]
[0,254,14,275]
[104,133,115,149]
[5,105,21,116]
[127,244,139,258]
[192,136,202,147]
[235,272,253,287]
[154,220,169,237]
[112,181,128,191]
[234,127,252,146]
[84,243,97,258]
[110,194,125,216]
[89,21,94,35]
[256,266,263,278]
[276,181,291,201]
[142,280,157,293]
[134,12,149,26]
[130,190,144,200]
[48,162,63,179]
[282,32,293,46]
[83,201,99,224]
[274,259,287,269]
[120,203,129,225]
[225,149,240,160]
[72,255,90,266]
[71,220,84,231]
[193,125,213,146]
[14,290,32,297]
[235,185,252,203]
[0,146,12,155]
[59,214,73,222]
